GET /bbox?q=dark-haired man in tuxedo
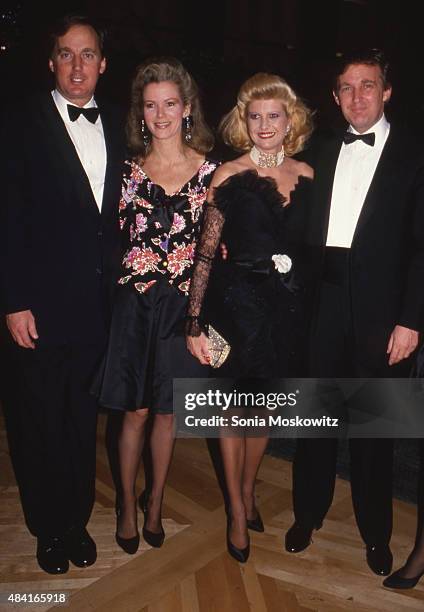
[0,15,124,573]
[285,50,424,576]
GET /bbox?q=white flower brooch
[272,254,292,274]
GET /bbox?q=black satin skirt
[94,281,207,413]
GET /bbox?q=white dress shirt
[326,114,390,248]
[52,90,107,211]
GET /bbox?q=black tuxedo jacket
[303,124,424,372]
[0,93,126,346]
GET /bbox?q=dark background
[1,0,424,137]
[1,0,423,503]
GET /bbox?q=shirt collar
[348,114,389,146]
[52,89,97,123]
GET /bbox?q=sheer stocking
[399,526,424,578]
[220,436,247,549]
[220,435,268,548]
[395,442,424,578]
[117,408,149,538]
[145,414,175,533]
[242,437,269,520]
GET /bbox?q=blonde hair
[220,72,313,156]
[126,57,214,157]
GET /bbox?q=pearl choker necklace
[249,145,285,168]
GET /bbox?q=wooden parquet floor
[1,412,424,612]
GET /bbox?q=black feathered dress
[186,169,311,378]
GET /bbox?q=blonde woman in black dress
[186,73,313,562]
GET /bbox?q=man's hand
[6,310,39,349]
[386,325,418,366]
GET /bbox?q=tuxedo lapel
[311,135,343,246]
[352,127,399,243]
[38,94,100,218]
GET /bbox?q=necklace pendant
[258,151,278,167]
[249,145,285,168]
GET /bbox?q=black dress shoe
[246,510,264,533]
[140,490,165,548]
[36,537,69,574]
[383,566,424,589]
[366,544,393,576]
[115,500,140,554]
[285,522,321,553]
[65,527,97,568]
[227,517,250,563]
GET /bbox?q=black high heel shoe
[115,500,140,555]
[383,566,424,589]
[140,490,165,548]
[227,516,250,563]
[246,509,264,533]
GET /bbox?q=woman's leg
[117,408,149,538]
[220,435,248,549]
[392,440,424,578]
[399,528,424,578]
[242,436,269,520]
[145,413,175,533]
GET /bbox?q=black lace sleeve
[186,202,225,336]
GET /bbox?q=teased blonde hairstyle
[220,72,313,156]
[127,57,214,158]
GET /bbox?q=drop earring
[141,119,150,146]
[184,115,193,142]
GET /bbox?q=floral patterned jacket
[117,158,218,296]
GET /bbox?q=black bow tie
[67,105,100,124]
[343,131,375,146]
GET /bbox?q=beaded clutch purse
[207,325,231,368]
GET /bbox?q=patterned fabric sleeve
[118,163,131,234]
[186,202,225,336]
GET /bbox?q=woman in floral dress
[96,58,217,553]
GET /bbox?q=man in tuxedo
[0,15,124,573]
[285,49,424,575]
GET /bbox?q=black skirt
[94,281,207,413]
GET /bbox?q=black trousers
[292,248,405,546]
[2,340,104,539]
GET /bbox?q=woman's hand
[186,332,211,365]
